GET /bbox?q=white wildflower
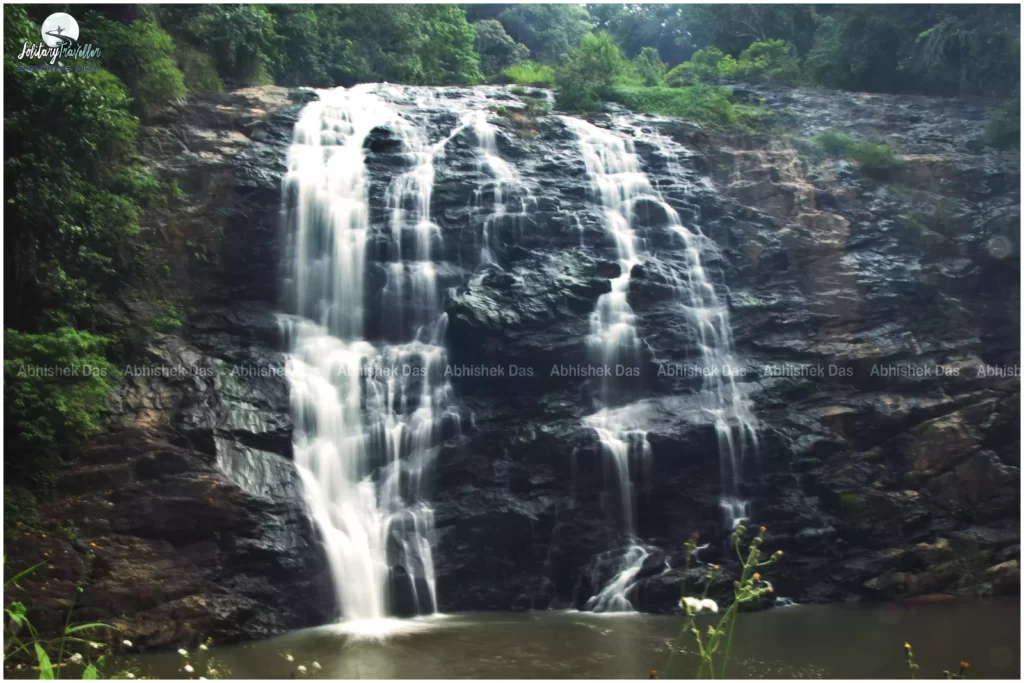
[70,653,84,664]
[199,643,208,651]
[297,665,307,674]
[681,596,719,613]
[184,664,195,674]
[199,678,207,680]
[90,642,103,649]
[122,640,133,648]
[207,670,217,676]
[285,654,294,662]
[178,648,188,657]
[312,661,322,671]
[681,596,702,612]
[126,674,135,680]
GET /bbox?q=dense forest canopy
[4,3,1020,488]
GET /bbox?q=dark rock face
[421,85,1020,612]
[10,83,1018,648]
[5,428,333,650]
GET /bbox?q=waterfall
[280,85,458,624]
[563,115,758,610]
[468,110,535,271]
[276,82,757,620]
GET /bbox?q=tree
[676,4,819,58]
[556,31,633,112]
[269,6,331,87]
[590,3,692,64]
[160,4,281,85]
[474,19,529,80]
[297,5,481,86]
[497,4,594,63]
[633,46,666,86]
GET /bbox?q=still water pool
[133,599,1019,679]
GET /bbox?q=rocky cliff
[8,83,1019,650]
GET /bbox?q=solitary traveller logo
[17,12,101,66]
[41,12,79,47]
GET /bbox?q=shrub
[175,45,224,93]
[85,14,188,119]
[3,487,39,540]
[984,97,1021,150]
[164,4,282,85]
[666,39,800,87]
[4,328,117,453]
[502,61,555,87]
[812,129,905,173]
[736,39,801,85]
[666,46,728,86]
[608,82,764,130]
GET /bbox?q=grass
[812,129,904,173]
[608,82,766,131]
[502,61,555,88]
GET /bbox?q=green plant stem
[718,606,741,678]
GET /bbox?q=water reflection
[129,599,1019,679]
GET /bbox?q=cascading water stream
[562,117,653,612]
[644,127,759,529]
[468,110,535,271]
[563,115,758,611]
[280,85,461,625]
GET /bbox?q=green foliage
[555,32,634,113]
[502,61,556,87]
[666,40,800,86]
[474,19,530,81]
[984,98,1021,151]
[84,13,187,119]
[812,130,905,173]
[608,83,763,131]
[632,46,666,86]
[266,7,330,87]
[4,328,116,451]
[3,488,39,540]
[666,46,727,85]
[283,5,482,87]
[162,4,280,85]
[494,4,594,64]
[5,12,156,334]
[806,6,1019,97]
[588,4,692,64]
[737,39,801,84]
[673,4,820,58]
[3,559,134,680]
[174,45,223,93]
